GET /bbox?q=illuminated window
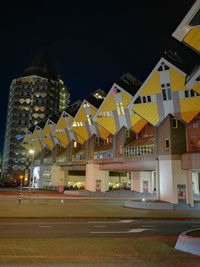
[188,113,200,152]
[116,103,121,115]
[116,102,124,116]
[164,139,170,150]
[73,122,77,127]
[172,118,178,129]
[41,106,45,112]
[120,102,125,115]
[124,129,130,138]
[35,106,39,111]
[87,115,92,126]
[74,141,77,148]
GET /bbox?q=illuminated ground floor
[30,155,200,206]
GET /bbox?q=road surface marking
[94,225,107,228]
[38,226,53,228]
[91,228,156,234]
[88,220,134,224]
[141,225,155,228]
[120,220,134,223]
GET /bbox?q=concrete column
[130,171,134,191]
[192,172,199,195]
[85,163,109,192]
[64,170,69,186]
[187,170,194,207]
[151,171,155,195]
[132,171,140,192]
[53,165,65,187]
[156,159,160,200]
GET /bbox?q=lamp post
[29,149,34,199]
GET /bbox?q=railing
[44,158,53,164]
[94,150,113,159]
[124,144,155,157]
[72,153,86,161]
[56,157,66,163]
[34,159,40,165]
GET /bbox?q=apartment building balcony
[94,150,113,160]
[72,152,86,161]
[124,137,155,157]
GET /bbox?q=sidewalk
[0,197,200,220]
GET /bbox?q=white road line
[38,226,53,228]
[88,220,134,224]
[91,231,129,234]
[141,225,155,228]
[91,228,153,234]
[120,220,135,223]
[94,225,107,228]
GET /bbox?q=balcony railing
[72,153,86,161]
[94,150,113,159]
[124,144,155,157]
[56,157,67,163]
[44,158,53,164]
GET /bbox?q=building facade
[2,50,70,181]
[22,1,200,205]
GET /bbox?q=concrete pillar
[192,172,199,195]
[64,170,69,186]
[187,170,194,207]
[85,163,109,192]
[156,159,160,200]
[132,172,140,192]
[50,164,65,187]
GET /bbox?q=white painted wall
[159,159,174,203]
[159,159,192,204]
[192,172,199,195]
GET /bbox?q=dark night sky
[0,0,198,152]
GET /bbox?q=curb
[0,216,199,220]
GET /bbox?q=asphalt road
[0,219,199,238]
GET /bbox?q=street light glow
[29,150,34,154]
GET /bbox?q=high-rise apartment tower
[2,50,70,179]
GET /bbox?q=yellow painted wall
[42,138,54,150]
[76,134,86,144]
[169,68,188,92]
[121,91,132,107]
[57,117,67,129]
[183,27,200,53]
[96,117,116,135]
[43,124,55,136]
[130,114,147,133]
[133,102,159,126]
[98,124,111,139]
[100,93,116,112]
[139,71,161,96]
[23,144,32,151]
[90,105,97,117]
[54,132,69,147]
[193,82,200,94]
[32,130,40,139]
[75,106,87,122]
[180,97,200,123]
[23,134,30,142]
[73,126,88,140]
[32,141,42,152]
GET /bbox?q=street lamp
[29,149,34,198]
